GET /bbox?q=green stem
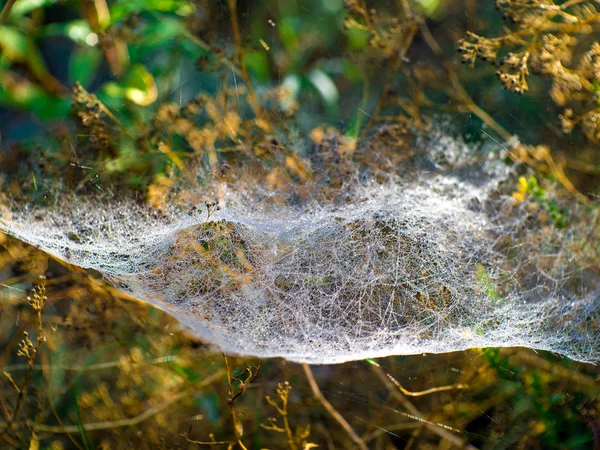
[0,0,17,25]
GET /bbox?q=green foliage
[513,176,570,228]
[0,0,598,199]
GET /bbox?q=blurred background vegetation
[0,0,599,448]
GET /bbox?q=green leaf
[9,0,56,19]
[42,20,94,46]
[110,0,192,22]
[307,69,339,107]
[0,26,28,61]
[345,27,369,50]
[0,70,70,119]
[133,15,185,50]
[103,81,125,99]
[415,0,446,20]
[278,16,299,53]
[0,25,62,89]
[124,64,158,106]
[69,46,102,87]
[243,51,269,81]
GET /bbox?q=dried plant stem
[0,434,20,447]
[301,363,368,450]
[2,355,179,373]
[185,33,241,78]
[561,0,588,8]
[223,356,248,450]
[359,25,419,142]
[184,437,236,445]
[227,0,272,133]
[7,369,226,434]
[222,356,262,450]
[370,363,478,450]
[0,345,40,439]
[420,20,585,200]
[225,0,311,177]
[385,371,468,397]
[448,63,582,198]
[363,421,420,443]
[359,56,403,141]
[0,277,47,442]
[32,391,189,434]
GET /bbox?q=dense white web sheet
[1,141,598,364]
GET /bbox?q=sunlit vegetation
[0,0,599,448]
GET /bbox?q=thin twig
[0,278,47,442]
[223,355,249,450]
[1,432,21,448]
[385,371,468,397]
[2,355,178,373]
[302,363,368,450]
[0,351,38,436]
[226,0,272,132]
[359,23,419,142]
[370,363,478,450]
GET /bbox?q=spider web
[1,137,598,364]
